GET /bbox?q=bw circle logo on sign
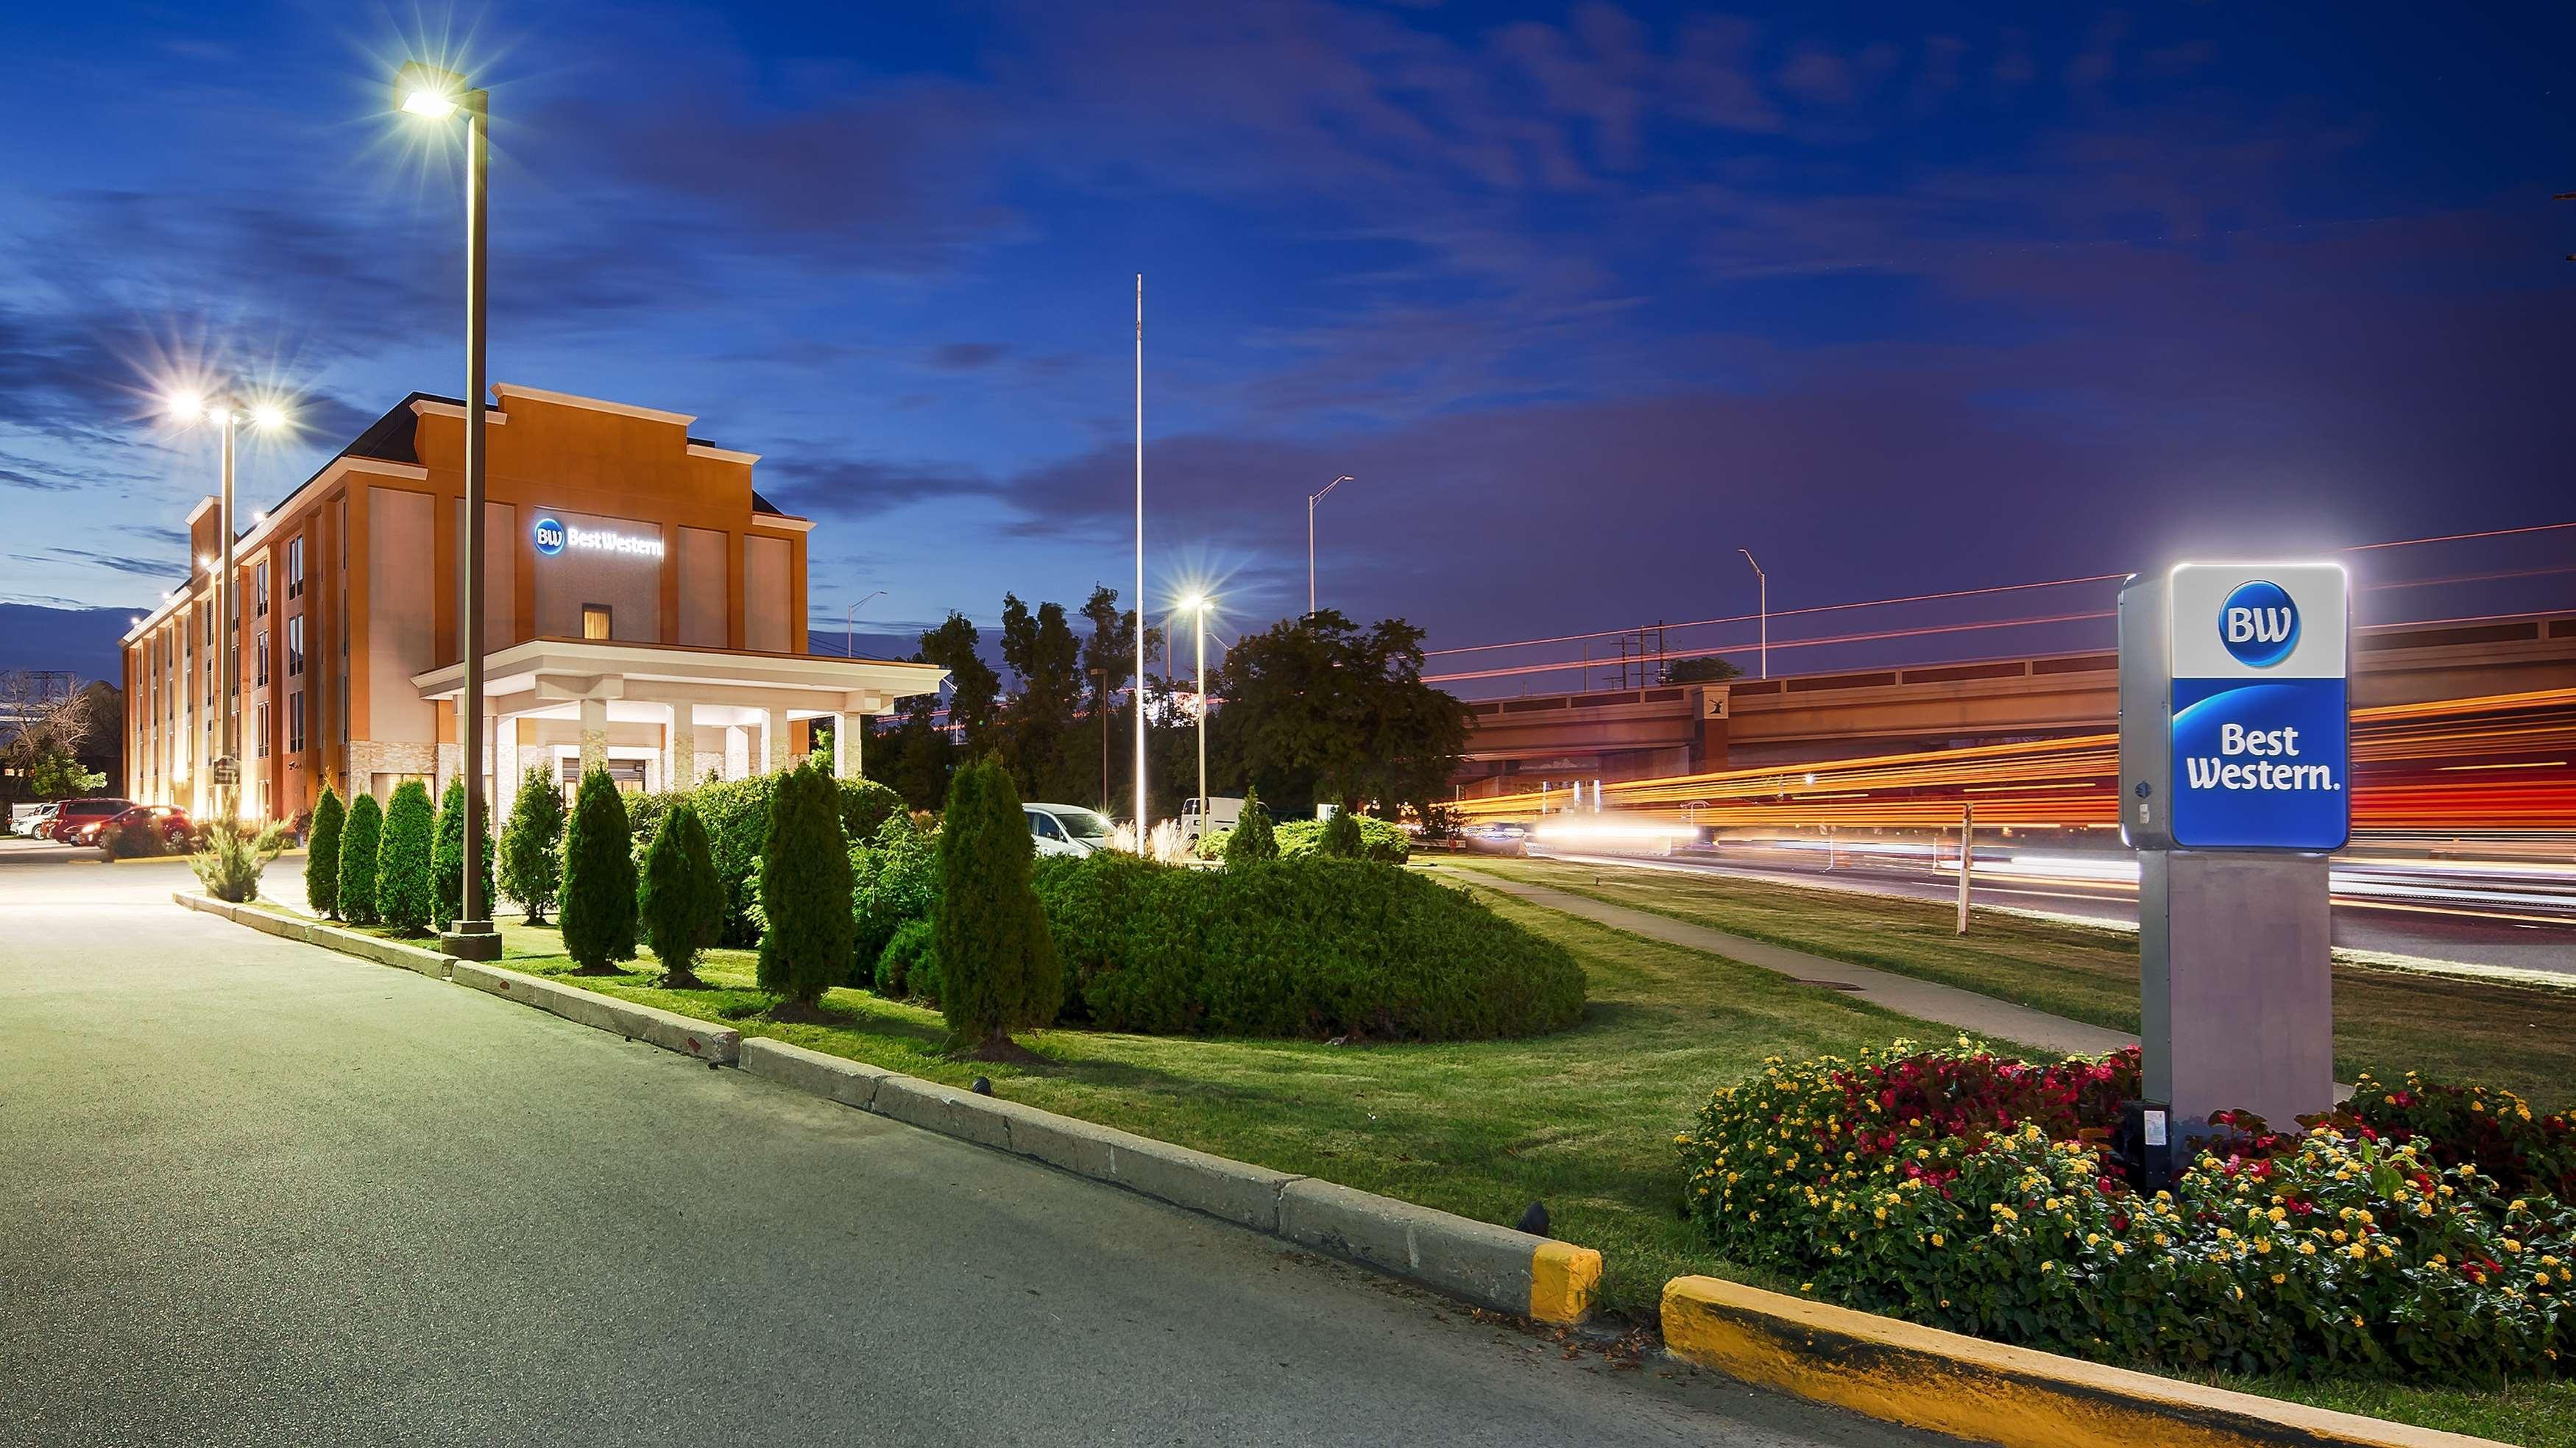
[533,517,567,556]
[2219,580,2299,667]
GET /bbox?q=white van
[1178,795,1245,851]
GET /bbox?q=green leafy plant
[499,767,566,925]
[1198,814,1409,864]
[755,762,855,1011]
[191,821,289,902]
[684,772,902,945]
[851,812,941,984]
[558,767,637,972]
[1317,808,1365,858]
[874,916,942,1002]
[1221,786,1278,865]
[336,792,383,925]
[935,757,1061,1057]
[431,779,497,932]
[639,800,725,988]
[375,781,437,934]
[305,785,344,918]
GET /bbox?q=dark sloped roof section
[751,489,783,516]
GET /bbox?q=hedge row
[629,772,902,945]
[1677,1040,2570,1383]
[1195,814,1411,865]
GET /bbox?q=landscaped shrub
[559,767,637,972]
[1677,1038,2572,1385]
[431,779,497,932]
[1317,808,1365,859]
[375,781,437,934]
[101,813,188,860]
[851,812,940,983]
[1222,786,1277,865]
[305,785,344,918]
[337,792,383,925]
[935,757,1061,1056]
[755,762,854,1009]
[191,822,289,902]
[1034,853,1583,1040]
[2327,1071,2576,1206]
[683,772,903,946]
[1199,814,1409,864]
[499,767,565,925]
[875,917,941,1002]
[639,800,724,988]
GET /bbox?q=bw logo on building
[533,517,567,556]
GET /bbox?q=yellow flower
[2040,1260,2056,1273]
[1930,1233,1945,1248]
[1800,1282,1814,1292]
[2298,1242,2318,1257]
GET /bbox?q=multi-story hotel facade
[120,384,945,826]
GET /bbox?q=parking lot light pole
[1183,595,1210,828]
[1738,548,1767,680]
[166,391,288,823]
[1307,475,1351,617]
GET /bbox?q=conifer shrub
[499,767,566,925]
[337,791,383,925]
[1317,807,1365,858]
[191,822,289,902]
[305,785,344,918]
[431,779,496,931]
[755,762,855,1009]
[685,772,902,945]
[1221,786,1278,865]
[934,758,1061,1056]
[639,799,725,988]
[375,780,437,934]
[559,767,638,972]
[874,917,941,1002]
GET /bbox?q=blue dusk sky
[2,1,2570,689]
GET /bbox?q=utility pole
[1739,549,1767,681]
[1956,801,1974,934]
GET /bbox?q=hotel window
[286,536,304,600]
[582,604,612,640]
[255,702,269,758]
[286,616,304,677]
[255,560,269,617]
[288,691,305,753]
[256,630,270,687]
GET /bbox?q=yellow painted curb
[1529,1241,1602,1327]
[1660,1276,2508,1448]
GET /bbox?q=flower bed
[1677,1039,2570,1383]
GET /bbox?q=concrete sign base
[2138,851,2335,1138]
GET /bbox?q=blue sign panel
[533,516,566,556]
[2168,677,2349,850]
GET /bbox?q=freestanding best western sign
[2116,561,2347,1157]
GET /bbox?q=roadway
[0,844,1937,1448]
[1531,842,2576,977]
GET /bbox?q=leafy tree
[305,785,345,918]
[1662,656,1744,684]
[375,780,437,935]
[337,791,383,925]
[919,611,1004,756]
[25,741,105,801]
[559,767,637,972]
[499,767,566,925]
[639,800,724,988]
[1222,785,1278,865]
[431,779,497,932]
[871,686,955,812]
[935,756,1061,1057]
[1211,609,1469,821]
[1318,806,1365,859]
[755,762,854,1010]
[999,592,1086,800]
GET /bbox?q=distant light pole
[844,589,886,659]
[1089,667,1110,813]
[400,61,500,961]
[1183,595,1211,827]
[163,390,290,823]
[1307,475,1353,617]
[1738,548,1768,681]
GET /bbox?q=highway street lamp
[164,389,289,824]
[400,61,501,961]
[844,589,886,659]
[1307,475,1353,617]
[1738,548,1767,681]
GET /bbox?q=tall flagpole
[1133,274,1148,847]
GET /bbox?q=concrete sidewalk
[1454,866,2137,1059]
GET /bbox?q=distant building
[121,385,946,823]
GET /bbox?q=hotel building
[119,385,946,824]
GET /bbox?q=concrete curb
[450,962,740,1066]
[1660,1275,2509,1448]
[737,1038,1598,1323]
[176,891,454,979]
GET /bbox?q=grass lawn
[1446,856,2576,1115]
[255,888,2569,1444]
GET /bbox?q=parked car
[15,802,61,837]
[1024,803,1117,858]
[1460,821,1532,857]
[44,798,132,843]
[82,804,195,851]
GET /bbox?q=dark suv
[44,798,133,843]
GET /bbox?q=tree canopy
[1211,610,1468,820]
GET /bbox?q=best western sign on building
[2118,561,2350,852]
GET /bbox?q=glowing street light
[1182,593,1211,831]
[166,389,289,823]
[397,59,500,960]
[1307,475,1352,617]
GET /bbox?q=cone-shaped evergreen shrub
[935,757,1061,1055]
[559,766,637,971]
[640,800,725,987]
[1222,786,1278,865]
[305,785,345,918]
[756,762,854,1008]
[1318,806,1365,858]
[431,779,498,931]
[337,791,382,925]
[376,780,437,934]
[499,766,566,925]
